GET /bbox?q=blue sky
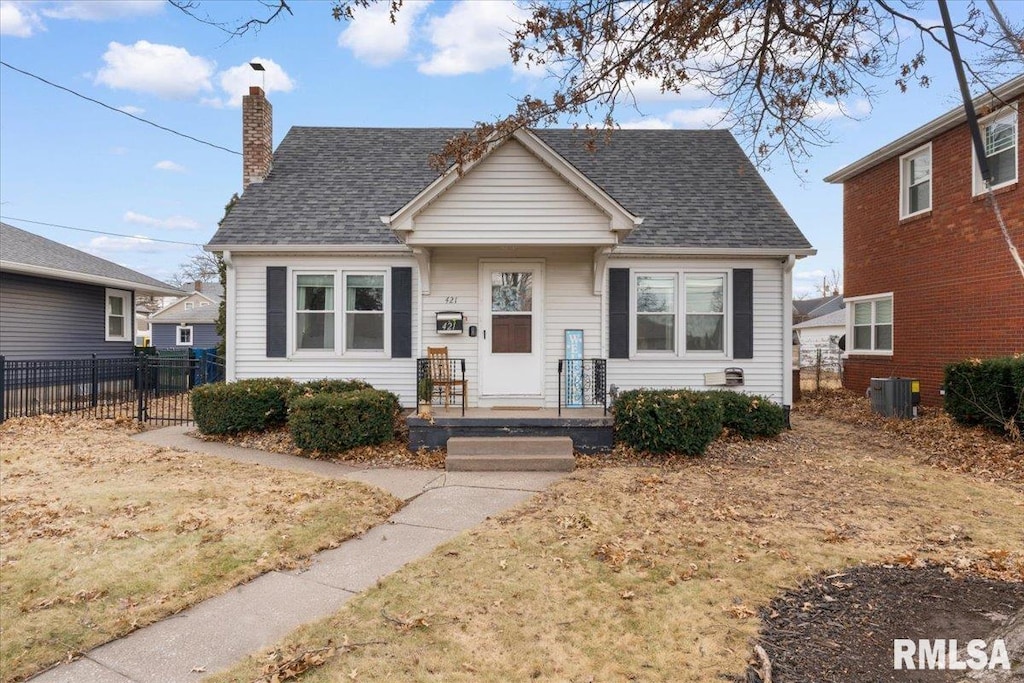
[1,0,1020,296]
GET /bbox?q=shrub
[289,389,401,452]
[613,389,723,455]
[192,378,294,435]
[707,390,787,439]
[945,356,1024,438]
[285,378,375,407]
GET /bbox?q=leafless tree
[170,251,221,289]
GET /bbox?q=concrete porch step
[446,436,575,472]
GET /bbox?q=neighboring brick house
[825,75,1023,406]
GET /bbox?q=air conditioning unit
[868,377,920,419]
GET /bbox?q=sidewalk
[31,426,568,683]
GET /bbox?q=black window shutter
[732,268,754,359]
[391,267,413,358]
[608,268,630,359]
[266,267,287,358]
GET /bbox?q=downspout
[782,254,796,424]
[221,250,236,382]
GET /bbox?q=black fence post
[90,354,99,408]
[558,359,563,417]
[459,359,466,417]
[136,354,146,423]
[0,355,6,424]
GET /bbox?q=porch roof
[209,128,811,252]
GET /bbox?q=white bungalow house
[207,87,814,421]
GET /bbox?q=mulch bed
[745,565,1024,682]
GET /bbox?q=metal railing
[416,357,467,416]
[0,349,225,424]
[557,358,608,416]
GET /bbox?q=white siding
[420,248,602,407]
[409,141,615,245]
[605,257,787,403]
[231,254,419,406]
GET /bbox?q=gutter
[1,260,183,297]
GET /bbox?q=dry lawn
[0,415,402,682]
[209,413,1023,683]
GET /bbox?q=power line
[0,216,207,246]
[0,60,242,156]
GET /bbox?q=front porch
[406,407,614,454]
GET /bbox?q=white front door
[478,261,544,402]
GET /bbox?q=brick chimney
[193,280,203,293]
[242,86,272,189]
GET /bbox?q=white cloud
[619,118,674,130]
[621,107,728,130]
[624,76,707,104]
[40,0,162,21]
[419,1,528,76]
[96,41,214,100]
[207,57,294,108]
[117,104,145,115]
[0,1,43,37]
[807,98,871,121]
[153,160,186,172]
[339,0,430,67]
[84,235,175,255]
[123,210,199,230]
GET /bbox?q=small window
[685,274,726,352]
[635,274,675,352]
[900,145,931,218]
[184,302,195,310]
[199,301,210,307]
[345,274,385,351]
[105,289,132,342]
[177,325,193,346]
[974,107,1018,194]
[851,295,893,354]
[296,274,335,351]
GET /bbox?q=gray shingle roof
[1,222,180,294]
[209,128,811,251]
[154,306,220,325]
[794,307,846,329]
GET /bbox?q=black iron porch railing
[416,357,467,416]
[557,358,607,416]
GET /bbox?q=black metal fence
[0,349,224,424]
[416,357,467,416]
[558,358,608,416]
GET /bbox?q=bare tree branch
[169,0,292,37]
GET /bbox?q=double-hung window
[635,274,676,352]
[293,270,387,354]
[850,295,893,354]
[105,289,132,342]
[900,145,931,218]
[177,325,193,346]
[345,274,385,351]
[295,274,335,351]
[685,274,726,352]
[634,271,728,355]
[974,107,1018,194]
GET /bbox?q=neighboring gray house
[149,282,223,349]
[793,307,846,371]
[206,87,815,410]
[0,222,182,360]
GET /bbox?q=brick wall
[242,86,272,189]
[843,105,1024,406]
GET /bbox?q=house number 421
[444,296,458,304]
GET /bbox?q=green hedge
[706,390,787,439]
[945,356,1024,436]
[192,378,294,435]
[285,378,374,407]
[613,389,724,455]
[289,389,401,452]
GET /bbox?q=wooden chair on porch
[426,346,467,409]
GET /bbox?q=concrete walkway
[31,427,567,683]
